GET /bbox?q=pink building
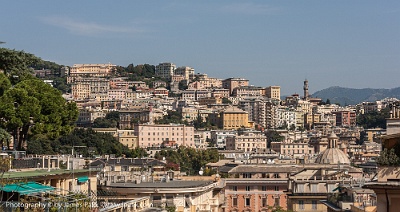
[134,124,195,148]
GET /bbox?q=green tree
[57,128,134,157]
[377,148,400,166]
[155,147,219,175]
[0,73,11,96]
[16,79,78,144]
[178,80,188,90]
[265,130,284,148]
[0,128,11,150]
[155,110,184,124]
[0,48,39,84]
[0,87,41,150]
[357,107,390,129]
[326,99,331,105]
[92,117,117,128]
[222,97,232,104]
[0,79,78,150]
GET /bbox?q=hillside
[312,86,400,106]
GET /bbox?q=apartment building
[155,62,176,80]
[209,107,252,130]
[181,89,211,101]
[280,142,315,157]
[76,107,107,127]
[109,78,147,90]
[239,98,267,129]
[119,110,151,129]
[152,80,167,88]
[232,86,266,98]
[71,83,91,100]
[276,107,297,129]
[222,78,249,95]
[134,124,195,147]
[198,97,222,105]
[189,73,223,89]
[332,110,357,127]
[153,87,169,97]
[211,88,230,98]
[117,130,139,149]
[224,165,301,212]
[69,63,116,77]
[108,89,128,100]
[265,86,281,100]
[174,66,194,81]
[211,130,237,149]
[225,131,268,153]
[304,112,322,129]
[179,107,213,123]
[70,77,110,100]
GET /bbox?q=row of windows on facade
[140,127,187,130]
[235,143,267,147]
[231,198,317,210]
[141,132,190,136]
[141,138,193,141]
[231,196,281,208]
[283,149,312,154]
[238,173,284,178]
[231,185,280,191]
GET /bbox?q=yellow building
[118,130,139,149]
[69,63,116,77]
[210,107,252,130]
[265,86,281,100]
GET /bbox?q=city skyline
[1,0,399,95]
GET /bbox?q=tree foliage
[0,48,78,150]
[0,128,11,150]
[93,111,120,128]
[265,130,284,148]
[0,48,39,84]
[155,147,219,175]
[377,148,400,166]
[154,110,186,124]
[57,128,132,156]
[357,107,390,129]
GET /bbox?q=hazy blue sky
[1,1,399,95]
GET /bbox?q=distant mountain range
[311,86,400,106]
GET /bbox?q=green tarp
[1,182,54,195]
[77,176,89,183]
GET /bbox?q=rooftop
[108,180,214,188]
[2,169,91,179]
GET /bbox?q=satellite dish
[199,170,204,176]
[162,157,166,161]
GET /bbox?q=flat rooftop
[3,169,92,179]
[108,180,213,188]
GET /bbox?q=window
[275,186,279,191]
[232,197,238,207]
[312,200,317,210]
[232,186,237,191]
[245,198,251,207]
[299,200,304,210]
[246,186,251,191]
[274,197,280,206]
[262,198,267,207]
[261,186,267,191]
[243,173,252,178]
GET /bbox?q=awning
[0,182,54,195]
[77,176,89,183]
